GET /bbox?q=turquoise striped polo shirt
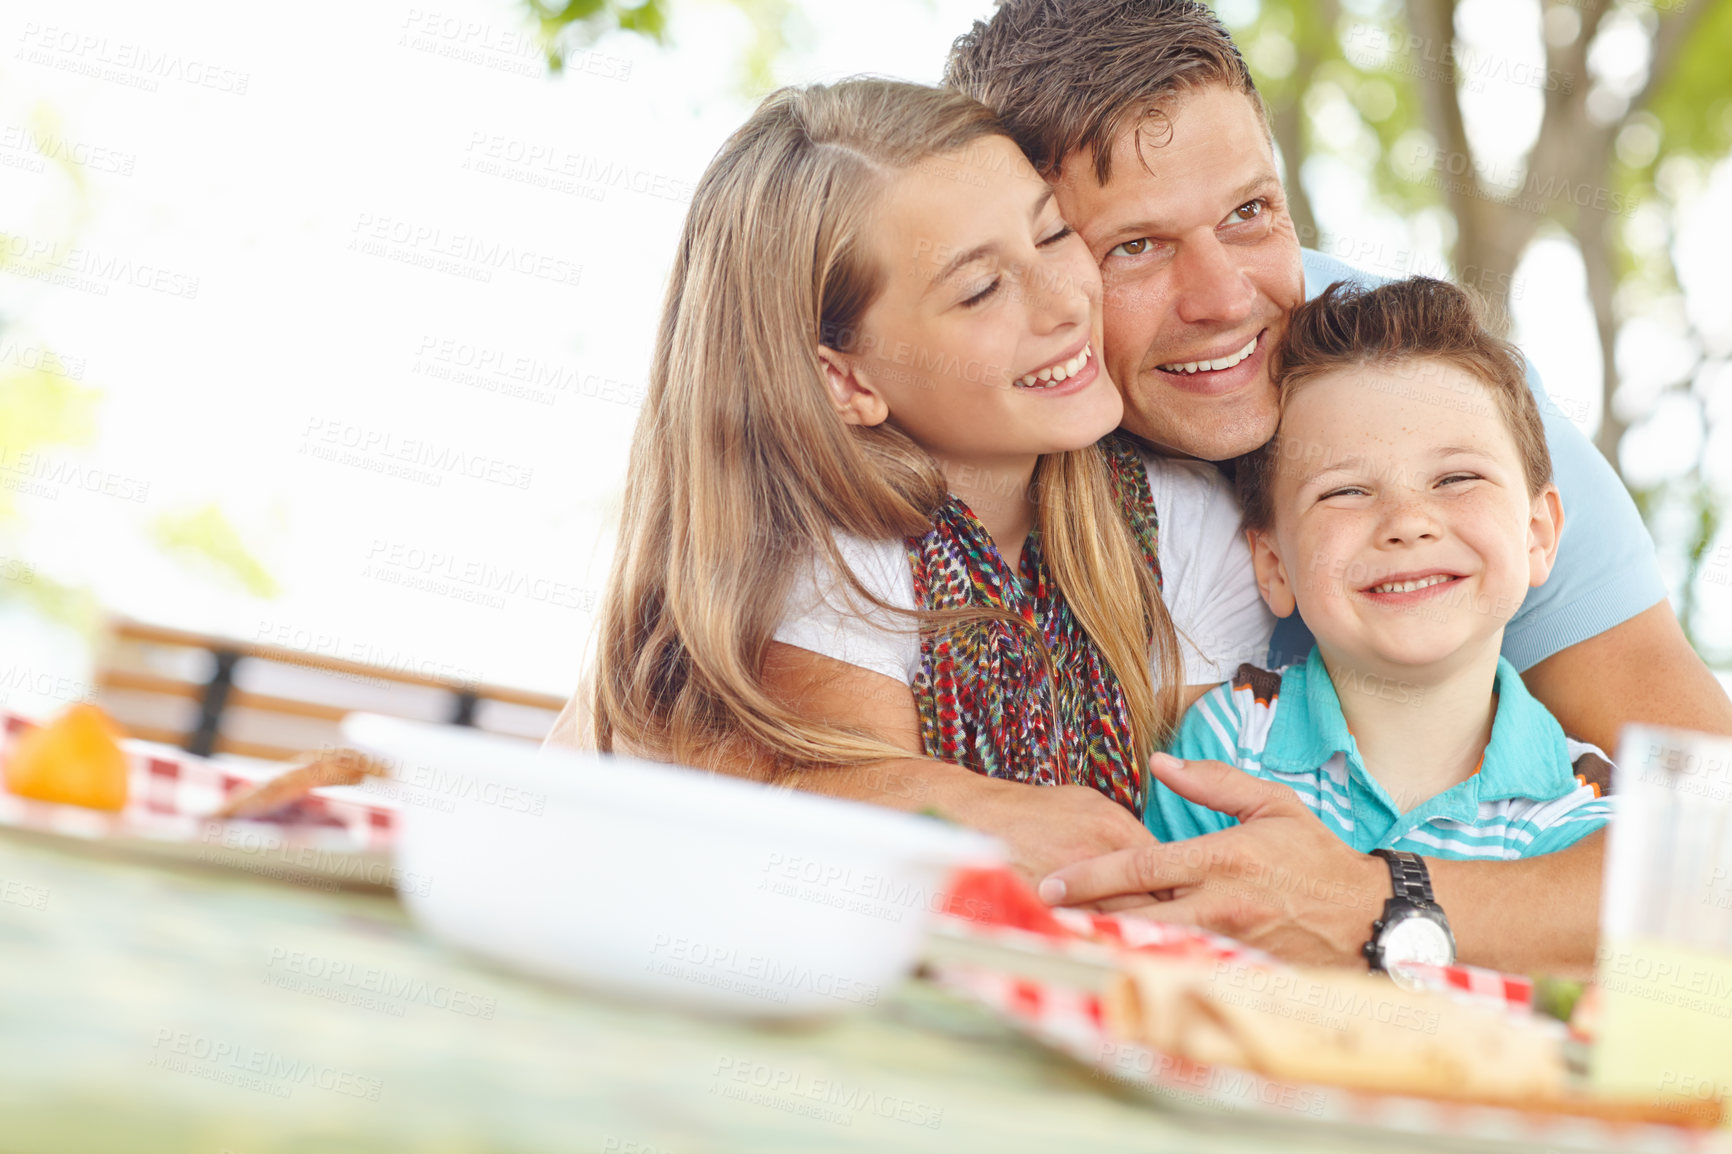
[1147,648,1614,859]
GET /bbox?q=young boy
[1145,277,1614,866]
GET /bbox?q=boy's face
[1250,360,1564,677]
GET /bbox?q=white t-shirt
[771,447,1275,691]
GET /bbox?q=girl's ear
[817,346,889,428]
[1249,528,1297,618]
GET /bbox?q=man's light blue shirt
[1266,250,1667,671]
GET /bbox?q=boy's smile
[1250,360,1564,682]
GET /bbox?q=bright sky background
[0,0,1727,711]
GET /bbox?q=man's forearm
[780,759,1159,884]
[1428,831,1604,977]
[1524,603,1732,753]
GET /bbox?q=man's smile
[1146,327,1271,396]
[1155,332,1258,374]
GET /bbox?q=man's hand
[1038,753,1386,966]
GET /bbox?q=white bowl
[340,713,1003,1018]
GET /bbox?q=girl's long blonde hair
[591,78,1184,798]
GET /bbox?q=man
[795,0,1732,974]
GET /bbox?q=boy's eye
[1037,224,1074,247]
[961,277,1001,307]
[1438,473,1480,486]
[1321,486,1368,499]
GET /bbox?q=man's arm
[788,756,1160,886]
[1427,832,1603,977]
[1522,600,1732,752]
[1039,753,1608,973]
[761,642,1161,882]
[1040,602,1732,972]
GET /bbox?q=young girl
[577,79,1271,833]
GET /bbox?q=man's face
[1053,84,1304,461]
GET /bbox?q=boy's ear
[1248,528,1297,619]
[817,346,889,428]
[1526,482,1565,587]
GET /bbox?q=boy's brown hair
[1237,277,1553,532]
[943,0,1260,184]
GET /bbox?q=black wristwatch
[1363,849,1456,981]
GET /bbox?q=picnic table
[0,825,1495,1154]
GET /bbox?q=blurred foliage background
[0,93,279,641]
[1,0,1726,670]
[1227,0,1732,655]
[527,0,1732,659]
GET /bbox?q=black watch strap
[1370,848,1435,905]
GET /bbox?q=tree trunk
[1572,200,1626,464]
[1271,0,1336,251]
[1400,0,1530,322]
[1404,0,1621,438]
[1272,101,1320,250]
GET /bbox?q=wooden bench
[93,619,567,762]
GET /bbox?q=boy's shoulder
[1478,657,1619,799]
[1228,661,1286,704]
[1177,661,1296,755]
[1564,736,1616,797]
[1186,662,1287,715]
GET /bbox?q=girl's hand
[950,778,1160,892]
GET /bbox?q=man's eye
[1107,238,1152,257]
[1232,200,1265,222]
[961,277,1001,307]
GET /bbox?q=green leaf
[1646,0,1732,162]
[526,0,672,70]
[1530,974,1586,1023]
[150,505,280,598]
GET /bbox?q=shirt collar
[1261,648,1575,803]
[1261,648,1357,775]
[1476,656,1577,800]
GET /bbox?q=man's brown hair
[944,0,1260,184]
[1237,276,1553,532]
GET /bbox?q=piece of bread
[212,748,385,820]
[1103,956,1565,1101]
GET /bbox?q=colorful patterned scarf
[905,437,1162,814]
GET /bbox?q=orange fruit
[4,703,130,811]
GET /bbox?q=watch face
[1381,911,1455,971]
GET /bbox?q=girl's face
[825,136,1121,482]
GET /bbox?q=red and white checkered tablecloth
[928,962,1721,1152]
[1389,959,1536,1017]
[0,712,396,858]
[928,866,1725,1152]
[936,864,1534,1006]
